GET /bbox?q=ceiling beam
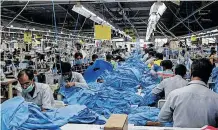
[169,1,216,31]
[110,7,150,11]
[112,16,149,20]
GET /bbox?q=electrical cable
[169,1,216,31]
[156,24,169,39]
[159,21,177,38]
[51,0,62,75]
[5,0,30,28]
[168,5,194,33]
[77,17,87,37]
[158,22,178,39]
[193,13,205,31]
[74,13,80,35]
[61,11,68,32]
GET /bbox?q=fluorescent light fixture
[81,6,96,17]
[146,2,167,41]
[72,4,132,40]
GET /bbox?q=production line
[1,1,218,130]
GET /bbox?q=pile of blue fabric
[1,97,106,130]
[59,54,161,126]
[212,67,218,93]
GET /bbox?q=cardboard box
[104,114,128,130]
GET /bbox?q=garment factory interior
[1,1,218,130]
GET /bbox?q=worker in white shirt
[59,62,88,88]
[158,58,218,128]
[17,69,54,111]
[152,64,188,99]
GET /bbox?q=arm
[42,85,55,110]
[152,80,165,97]
[74,73,88,88]
[158,93,175,122]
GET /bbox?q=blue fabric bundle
[84,60,113,83]
[1,97,106,130]
[59,54,161,125]
[212,67,218,93]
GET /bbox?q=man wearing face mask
[60,62,88,88]
[72,52,89,75]
[17,69,54,111]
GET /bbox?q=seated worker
[209,50,217,68]
[106,54,117,69]
[158,58,218,128]
[60,62,88,88]
[152,64,188,99]
[153,53,164,66]
[145,51,156,66]
[156,60,174,80]
[72,52,89,75]
[148,52,162,68]
[90,54,98,66]
[17,69,54,110]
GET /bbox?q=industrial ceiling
[1,1,218,39]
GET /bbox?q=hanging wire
[61,11,68,32]
[74,13,80,35]
[5,0,30,28]
[168,5,194,33]
[77,17,87,37]
[51,0,63,75]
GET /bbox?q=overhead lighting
[72,4,132,40]
[146,2,167,41]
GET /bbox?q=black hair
[106,54,113,61]
[24,55,32,60]
[175,64,187,77]
[74,52,83,59]
[210,50,216,56]
[161,60,173,70]
[92,54,98,61]
[156,53,163,60]
[148,51,155,57]
[191,58,213,83]
[60,62,72,74]
[17,69,34,80]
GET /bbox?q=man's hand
[66,82,75,87]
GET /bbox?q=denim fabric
[1,97,106,130]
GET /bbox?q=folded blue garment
[59,53,164,126]
[1,97,106,130]
[84,60,113,83]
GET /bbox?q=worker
[106,54,117,69]
[72,52,89,75]
[209,50,217,68]
[156,60,174,80]
[153,53,164,66]
[17,69,54,110]
[158,58,218,128]
[90,54,98,65]
[142,49,149,62]
[145,51,156,66]
[152,64,188,99]
[60,62,88,88]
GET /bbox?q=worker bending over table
[159,58,218,128]
[17,69,55,111]
[152,64,188,99]
[60,62,88,88]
